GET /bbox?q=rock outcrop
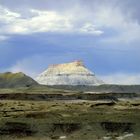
[36,61,104,85]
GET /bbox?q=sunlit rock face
[36,61,104,85]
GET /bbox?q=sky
[0,0,140,84]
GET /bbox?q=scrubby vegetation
[0,84,140,139]
[0,98,140,139]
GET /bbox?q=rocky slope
[36,61,104,85]
[0,72,38,88]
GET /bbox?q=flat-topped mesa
[45,60,93,76]
[36,61,104,85]
[48,60,84,69]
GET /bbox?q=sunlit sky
[0,0,140,84]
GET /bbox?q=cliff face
[36,61,104,85]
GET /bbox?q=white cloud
[80,23,103,35]
[0,5,20,21]
[0,6,103,38]
[0,2,140,44]
[100,73,140,85]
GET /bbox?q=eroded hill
[0,72,38,88]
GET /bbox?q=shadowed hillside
[0,72,38,88]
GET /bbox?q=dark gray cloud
[118,0,140,23]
